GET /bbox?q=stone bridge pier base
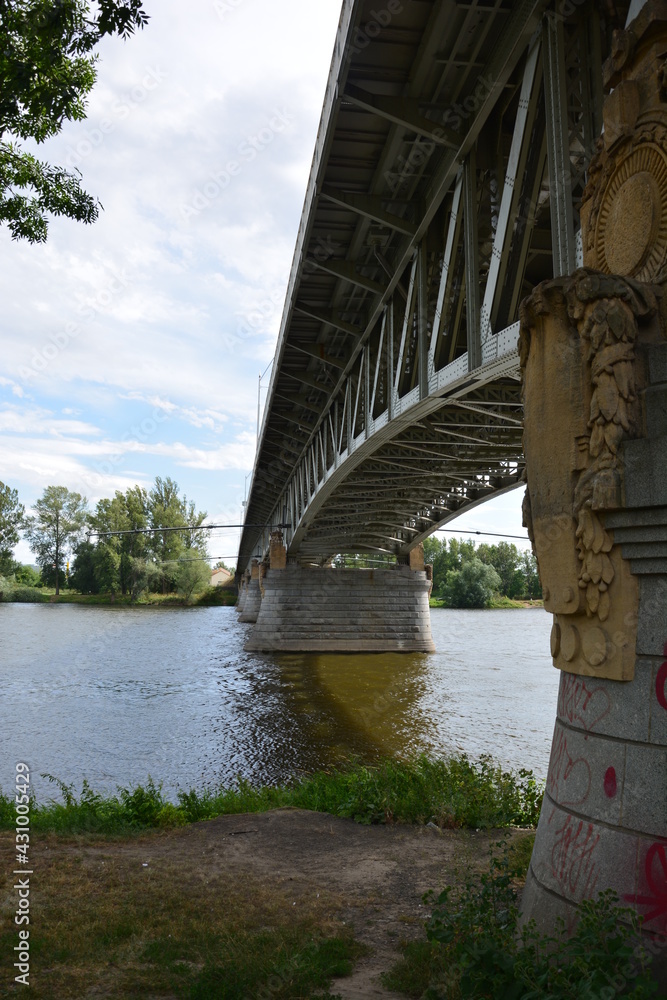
[243,535,434,653]
[238,560,262,623]
[235,571,249,614]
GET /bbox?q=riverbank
[0,756,541,999]
[0,585,237,607]
[429,596,544,609]
[1,760,656,997]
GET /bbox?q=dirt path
[28,809,520,998]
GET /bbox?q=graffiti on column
[547,727,592,807]
[550,810,600,899]
[625,842,667,932]
[655,641,667,712]
[558,672,611,731]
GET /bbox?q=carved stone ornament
[519,270,663,681]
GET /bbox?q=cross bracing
[237,0,631,572]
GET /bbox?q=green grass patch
[186,932,364,1000]
[0,756,544,836]
[0,834,361,999]
[384,843,659,999]
[487,594,525,609]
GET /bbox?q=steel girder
[237,0,630,571]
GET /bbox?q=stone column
[235,572,248,613]
[269,530,287,570]
[520,3,667,974]
[239,559,262,623]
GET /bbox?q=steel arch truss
[238,0,629,570]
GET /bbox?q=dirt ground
[2,809,527,998]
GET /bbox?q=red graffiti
[558,673,611,732]
[547,727,591,807]
[657,660,667,712]
[625,843,667,930]
[550,812,600,898]
[603,766,617,798]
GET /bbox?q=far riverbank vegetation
[0,477,236,606]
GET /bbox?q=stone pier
[238,559,262,623]
[520,3,667,974]
[242,533,434,653]
[235,572,249,614]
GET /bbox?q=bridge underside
[291,375,524,562]
[238,0,630,570]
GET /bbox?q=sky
[1,0,529,568]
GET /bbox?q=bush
[398,849,659,999]
[0,583,49,602]
[0,756,543,835]
[439,558,501,608]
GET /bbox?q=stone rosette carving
[584,128,667,282]
[519,270,661,681]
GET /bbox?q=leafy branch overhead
[0,0,148,241]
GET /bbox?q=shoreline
[2,591,541,610]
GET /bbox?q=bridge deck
[239,0,630,570]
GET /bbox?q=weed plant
[0,755,543,835]
[0,583,49,602]
[384,843,659,999]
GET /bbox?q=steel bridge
[238,0,631,572]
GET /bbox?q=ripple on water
[0,603,558,800]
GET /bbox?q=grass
[429,595,544,609]
[0,755,544,836]
[0,832,362,999]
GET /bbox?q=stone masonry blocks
[243,566,435,653]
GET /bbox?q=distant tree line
[423,536,542,608]
[0,477,212,600]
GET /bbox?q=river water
[0,603,559,802]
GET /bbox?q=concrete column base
[243,566,435,653]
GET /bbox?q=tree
[1,0,149,242]
[23,485,88,594]
[70,539,98,593]
[477,542,525,599]
[521,550,542,600]
[148,477,209,593]
[174,559,211,602]
[88,487,149,594]
[440,558,501,609]
[0,480,24,573]
[13,562,41,587]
